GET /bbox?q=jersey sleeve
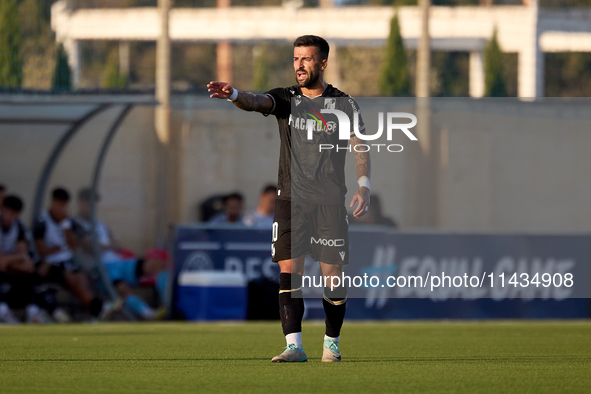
[345,96,366,137]
[263,88,290,118]
[33,217,46,240]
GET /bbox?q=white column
[216,0,232,84]
[469,50,485,98]
[416,0,431,99]
[119,41,130,77]
[64,38,80,89]
[518,0,544,98]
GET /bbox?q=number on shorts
[271,222,278,257]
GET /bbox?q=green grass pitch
[1,320,590,393]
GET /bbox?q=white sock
[0,302,9,317]
[26,304,40,318]
[324,334,340,343]
[286,332,302,348]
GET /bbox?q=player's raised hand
[207,81,234,99]
[350,187,370,218]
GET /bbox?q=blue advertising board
[172,225,590,319]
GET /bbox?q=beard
[295,67,320,88]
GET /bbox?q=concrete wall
[1,96,590,253]
[435,99,591,233]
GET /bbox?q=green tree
[252,45,270,93]
[0,0,22,87]
[484,29,507,97]
[102,49,127,89]
[53,44,72,90]
[379,12,410,96]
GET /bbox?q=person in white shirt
[0,195,45,323]
[74,188,168,320]
[242,184,277,228]
[34,188,110,319]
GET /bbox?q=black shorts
[272,199,349,265]
[44,260,80,286]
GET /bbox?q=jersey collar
[296,84,332,99]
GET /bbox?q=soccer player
[208,35,370,362]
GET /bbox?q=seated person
[0,195,47,323]
[242,184,276,228]
[34,187,113,320]
[208,192,244,224]
[74,188,168,320]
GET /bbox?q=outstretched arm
[207,81,273,114]
[349,134,371,218]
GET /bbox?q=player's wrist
[227,87,239,101]
[357,176,370,190]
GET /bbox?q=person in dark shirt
[208,35,371,363]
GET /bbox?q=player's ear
[321,58,328,71]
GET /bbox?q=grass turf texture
[1,321,590,393]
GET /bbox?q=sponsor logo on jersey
[339,251,346,261]
[326,121,337,135]
[324,98,336,109]
[311,237,345,247]
[289,112,332,134]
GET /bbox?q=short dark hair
[294,35,330,60]
[78,187,100,202]
[0,184,5,192]
[3,195,23,212]
[261,184,277,195]
[52,187,70,202]
[223,192,243,204]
